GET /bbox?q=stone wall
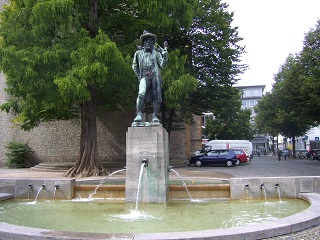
[0,111,135,166]
[0,64,202,165]
[0,110,202,166]
[169,115,202,160]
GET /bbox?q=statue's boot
[134,97,144,122]
[152,101,160,122]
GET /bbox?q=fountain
[34,184,46,202]
[28,184,33,200]
[135,161,147,210]
[260,182,267,202]
[170,168,193,201]
[1,175,320,239]
[244,183,249,200]
[276,183,282,201]
[53,185,59,201]
[1,126,320,239]
[88,168,126,199]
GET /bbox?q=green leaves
[162,49,197,109]
[136,0,194,28]
[4,141,33,168]
[204,108,254,140]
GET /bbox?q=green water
[0,199,309,233]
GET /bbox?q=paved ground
[1,155,320,239]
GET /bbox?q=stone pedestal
[125,126,169,203]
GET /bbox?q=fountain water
[135,162,146,211]
[88,168,126,199]
[260,183,267,202]
[170,168,193,201]
[275,183,282,201]
[34,184,46,202]
[0,198,309,234]
[53,185,59,201]
[244,183,249,200]
[28,184,33,200]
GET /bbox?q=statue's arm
[157,42,168,69]
[132,51,140,79]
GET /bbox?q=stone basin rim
[0,192,319,240]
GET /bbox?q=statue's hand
[163,41,168,50]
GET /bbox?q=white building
[236,85,265,120]
[235,85,270,154]
[290,126,320,151]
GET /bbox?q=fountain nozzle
[275,183,279,188]
[28,184,33,190]
[259,183,264,189]
[244,184,249,189]
[55,185,59,190]
[41,184,46,189]
[168,166,173,172]
[142,159,148,167]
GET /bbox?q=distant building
[235,85,265,121]
[289,126,320,151]
[235,85,270,154]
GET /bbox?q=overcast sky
[225,0,320,92]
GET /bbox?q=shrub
[4,141,33,168]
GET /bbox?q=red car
[231,149,249,165]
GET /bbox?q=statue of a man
[132,31,168,124]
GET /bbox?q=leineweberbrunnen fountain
[1,124,320,240]
[1,30,320,239]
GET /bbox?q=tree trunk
[64,86,106,177]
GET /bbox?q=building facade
[235,85,270,154]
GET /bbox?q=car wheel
[235,159,240,166]
[195,160,202,167]
[226,160,233,167]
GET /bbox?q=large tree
[204,105,254,140]
[0,0,195,177]
[255,54,315,156]
[188,0,247,115]
[300,19,320,123]
[156,0,247,135]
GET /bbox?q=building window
[242,101,247,108]
[254,90,260,97]
[249,100,255,107]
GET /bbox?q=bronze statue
[132,31,168,126]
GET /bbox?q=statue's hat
[140,30,157,44]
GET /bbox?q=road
[184,154,320,178]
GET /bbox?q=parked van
[195,140,253,159]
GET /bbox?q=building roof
[234,85,266,92]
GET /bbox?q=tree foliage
[299,19,320,123]
[157,0,249,136]
[254,29,320,156]
[188,0,247,115]
[204,107,254,140]
[0,0,248,176]
[160,49,198,133]
[0,0,195,177]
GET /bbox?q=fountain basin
[0,198,309,233]
[0,193,319,239]
[1,176,320,239]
